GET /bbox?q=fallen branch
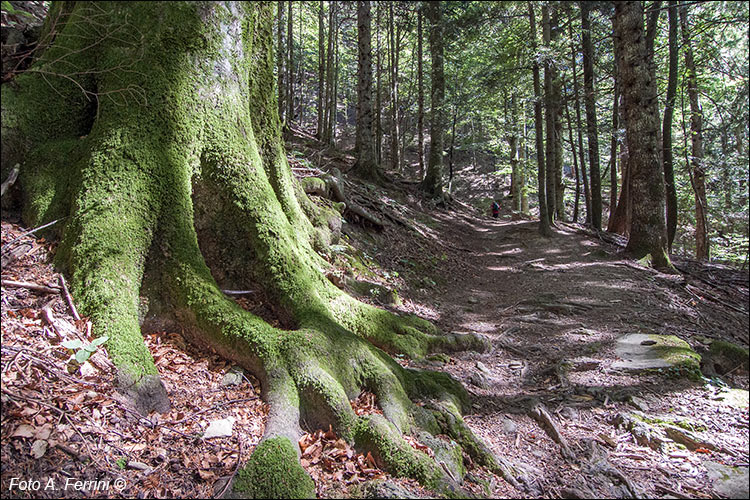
[1,279,60,294]
[530,402,576,460]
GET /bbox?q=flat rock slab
[612,334,699,371]
[704,461,749,499]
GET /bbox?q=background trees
[268,0,747,264]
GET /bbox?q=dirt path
[399,205,750,498]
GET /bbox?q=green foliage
[62,336,109,364]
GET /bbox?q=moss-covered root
[234,437,316,499]
[327,294,490,359]
[433,401,530,495]
[353,415,461,497]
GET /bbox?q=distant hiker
[491,200,500,219]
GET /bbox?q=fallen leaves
[1,221,267,499]
[298,425,386,496]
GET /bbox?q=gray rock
[704,461,749,499]
[628,395,650,412]
[357,479,420,499]
[470,372,491,389]
[612,333,700,373]
[221,366,245,386]
[500,417,518,434]
[475,361,492,376]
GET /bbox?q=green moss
[353,415,445,491]
[235,437,315,499]
[647,334,702,379]
[710,341,749,369]
[632,412,708,433]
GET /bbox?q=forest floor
[1,134,749,499]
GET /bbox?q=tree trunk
[663,0,678,249]
[581,1,602,230]
[420,1,444,199]
[375,2,382,164]
[614,1,672,269]
[277,1,285,125]
[528,3,551,236]
[569,17,591,225]
[354,1,379,180]
[679,4,709,260]
[565,95,580,223]
[607,63,619,230]
[542,4,557,224]
[286,1,294,127]
[388,3,400,172]
[417,6,425,179]
[510,94,521,212]
[317,1,325,139]
[2,2,497,496]
[323,1,337,145]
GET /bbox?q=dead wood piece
[1,163,20,197]
[1,279,60,294]
[323,170,384,229]
[530,402,576,460]
[58,275,81,321]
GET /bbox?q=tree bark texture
[1,2,497,496]
[614,1,671,269]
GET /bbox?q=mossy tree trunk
[420,0,445,200]
[2,2,496,497]
[614,1,672,270]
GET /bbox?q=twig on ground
[1,279,60,294]
[58,275,81,321]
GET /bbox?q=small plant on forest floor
[62,336,109,364]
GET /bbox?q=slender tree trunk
[529,4,550,235]
[286,1,293,126]
[417,6,424,179]
[355,1,378,180]
[323,1,336,145]
[679,4,709,260]
[520,103,529,213]
[542,4,557,224]
[615,1,671,269]
[388,3,400,172]
[420,1,444,199]
[565,95,580,223]
[663,0,678,249]
[607,63,619,230]
[447,103,457,193]
[316,2,325,139]
[581,1,602,229]
[569,18,591,224]
[375,2,382,164]
[277,1,285,125]
[510,94,521,212]
[646,1,662,170]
